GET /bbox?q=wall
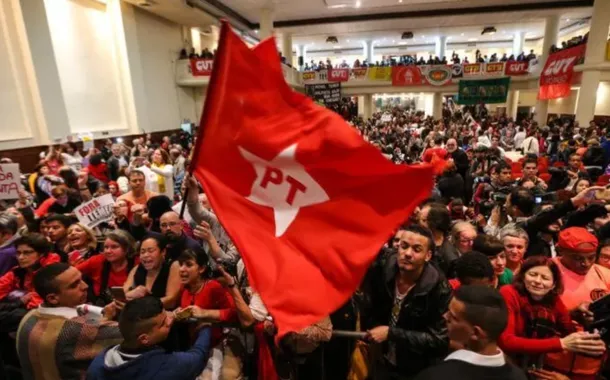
[133,7,193,133]
[595,81,610,116]
[548,89,579,115]
[44,0,128,135]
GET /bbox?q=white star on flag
[238,144,330,237]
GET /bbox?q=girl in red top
[0,233,60,310]
[499,256,605,374]
[174,249,236,347]
[66,223,99,265]
[76,230,137,306]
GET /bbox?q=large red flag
[191,22,436,337]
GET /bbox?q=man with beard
[159,211,202,263]
[446,138,469,180]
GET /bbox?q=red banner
[463,63,482,76]
[189,58,214,76]
[328,68,350,82]
[539,44,587,100]
[391,66,423,86]
[485,62,505,75]
[504,61,529,75]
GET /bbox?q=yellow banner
[367,67,392,81]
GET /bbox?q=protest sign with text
[0,164,21,200]
[74,194,115,228]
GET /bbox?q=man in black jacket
[446,138,469,180]
[366,224,452,379]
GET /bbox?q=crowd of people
[550,33,589,53]
[302,49,538,72]
[2,103,610,380]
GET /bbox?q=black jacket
[367,257,451,377]
[451,149,470,179]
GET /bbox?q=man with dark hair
[419,203,455,274]
[0,213,19,276]
[366,224,452,379]
[88,296,212,380]
[520,157,547,191]
[415,285,526,380]
[449,252,495,290]
[117,170,158,206]
[45,213,74,262]
[16,263,121,380]
[502,185,603,258]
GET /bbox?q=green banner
[457,77,511,105]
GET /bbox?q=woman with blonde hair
[442,221,477,276]
[66,223,99,265]
[149,149,174,200]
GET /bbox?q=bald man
[159,211,203,263]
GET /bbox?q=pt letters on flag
[190,22,437,337]
[538,44,586,100]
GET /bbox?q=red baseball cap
[558,227,598,253]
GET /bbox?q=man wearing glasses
[159,211,202,263]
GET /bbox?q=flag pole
[179,20,232,220]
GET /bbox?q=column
[432,92,443,119]
[535,15,560,126]
[506,90,519,120]
[259,7,274,39]
[362,94,373,120]
[282,32,293,66]
[575,0,610,126]
[18,0,71,142]
[512,31,525,57]
[435,36,447,60]
[363,40,373,63]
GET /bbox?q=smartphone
[110,287,127,303]
[535,196,542,204]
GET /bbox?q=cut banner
[538,44,586,100]
[190,21,437,337]
[457,77,511,105]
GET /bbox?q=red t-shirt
[180,280,236,346]
[76,255,134,296]
[0,253,61,309]
[422,147,448,163]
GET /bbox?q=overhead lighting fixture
[333,45,341,49]
[347,39,350,42]
[392,40,395,43]
[566,18,571,22]
[327,4,348,8]
[401,31,414,39]
[468,38,478,42]
[254,29,259,34]
[481,26,497,35]
[399,0,403,2]
[355,0,361,8]
[461,33,465,36]
[399,42,408,45]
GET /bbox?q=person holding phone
[76,231,137,306]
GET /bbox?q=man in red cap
[546,227,609,379]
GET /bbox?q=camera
[205,259,239,280]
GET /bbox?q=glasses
[160,221,181,228]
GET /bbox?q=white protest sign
[74,194,114,228]
[0,164,21,200]
[381,113,392,122]
[79,132,94,151]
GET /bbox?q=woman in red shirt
[499,256,605,372]
[0,233,60,310]
[66,223,99,265]
[76,230,137,306]
[175,249,236,345]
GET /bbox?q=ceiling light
[392,40,395,43]
[399,0,403,2]
[461,33,464,36]
[468,38,478,42]
[566,18,571,22]
[481,26,497,35]
[333,45,341,49]
[399,42,407,45]
[422,35,426,38]
[254,29,259,34]
[355,0,361,8]
[347,39,350,42]
[328,4,348,8]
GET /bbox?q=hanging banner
[74,194,115,228]
[328,68,350,82]
[391,66,423,86]
[0,164,21,200]
[351,68,368,80]
[484,62,505,76]
[302,71,316,81]
[463,63,483,76]
[451,64,463,78]
[317,70,328,82]
[504,61,529,76]
[189,58,214,76]
[424,65,453,86]
[367,66,392,81]
[305,83,342,106]
[539,44,587,100]
[457,77,511,105]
